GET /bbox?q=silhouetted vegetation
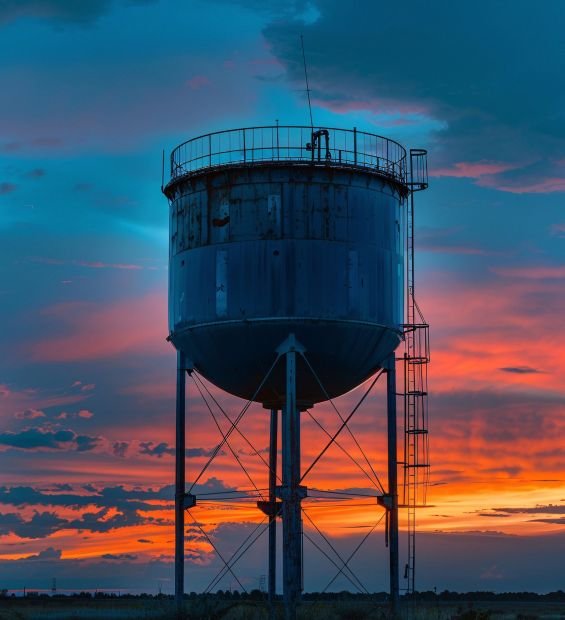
[1,589,564,620]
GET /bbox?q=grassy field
[1,598,564,620]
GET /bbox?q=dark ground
[1,596,565,620]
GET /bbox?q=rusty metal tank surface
[163,126,409,406]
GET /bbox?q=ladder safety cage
[401,148,430,595]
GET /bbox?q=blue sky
[1,0,564,595]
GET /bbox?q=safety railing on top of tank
[168,126,408,186]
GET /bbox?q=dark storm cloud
[75,434,100,451]
[482,466,522,477]
[139,441,219,459]
[24,546,62,560]
[0,478,236,539]
[477,513,511,519]
[72,507,146,533]
[0,478,235,511]
[0,505,153,539]
[101,552,138,560]
[261,0,565,190]
[23,168,46,179]
[0,182,17,194]
[499,366,545,375]
[138,441,174,458]
[490,504,565,515]
[0,484,161,512]
[112,440,129,457]
[0,511,67,539]
[0,427,102,451]
[0,0,156,26]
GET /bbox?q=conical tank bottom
[170,318,401,407]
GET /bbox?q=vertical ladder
[402,150,430,595]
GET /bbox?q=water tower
[162,125,429,618]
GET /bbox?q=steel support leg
[268,408,278,616]
[386,353,400,617]
[276,334,306,620]
[175,351,186,618]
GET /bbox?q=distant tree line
[2,589,564,602]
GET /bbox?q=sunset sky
[1,0,564,596]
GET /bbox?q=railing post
[243,129,246,163]
[353,127,357,165]
[208,134,212,168]
[311,129,315,163]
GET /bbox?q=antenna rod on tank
[301,34,314,129]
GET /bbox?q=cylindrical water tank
[163,126,408,407]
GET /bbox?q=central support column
[276,334,307,620]
[386,353,400,617]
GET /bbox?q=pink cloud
[74,261,143,270]
[28,257,145,270]
[121,381,175,399]
[429,161,565,194]
[30,291,169,362]
[419,244,495,256]
[0,384,12,397]
[314,96,428,117]
[431,161,518,179]
[55,409,95,420]
[186,75,211,90]
[0,384,89,417]
[550,223,565,237]
[490,266,565,279]
[479,176,565,194]
[15,409,46,420]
